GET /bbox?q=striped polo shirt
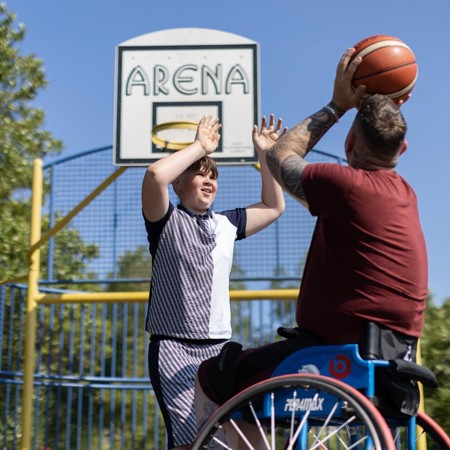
[144,203,246,340]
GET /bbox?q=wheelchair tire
[415,411,450,449]
[193,373,395,450]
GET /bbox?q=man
[195,47,428,436]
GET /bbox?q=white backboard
[113,28,260,166]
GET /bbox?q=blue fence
[0,146,345,449]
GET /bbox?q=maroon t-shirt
[298,163,428,344]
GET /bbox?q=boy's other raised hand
[252,114,287,153]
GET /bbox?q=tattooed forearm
[266,104,340,204]
[266,147,282,181]
[280,154,309,202]
[301,107,337,154]
[275,105,338,158]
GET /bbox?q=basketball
[351,35,418,104]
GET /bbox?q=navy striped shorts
[148,336,227,448]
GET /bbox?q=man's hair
[185,156,218,178]
[354,94,407,158]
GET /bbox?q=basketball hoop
[151,121,198,151]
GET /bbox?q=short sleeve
[217,207,247,240]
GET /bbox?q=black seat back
[360,321,437,417]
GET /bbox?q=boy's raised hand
[252,114,287,152]
[195,115,222,155]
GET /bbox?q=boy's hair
[185,156,218,178]
[173,156,218,197]
[354,94,407,158]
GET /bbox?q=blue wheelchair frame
[267,344,416,449]
[193,342,445,449]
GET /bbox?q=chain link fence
[1,146,345,449]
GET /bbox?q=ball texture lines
[351,35,418,104]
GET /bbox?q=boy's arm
[142,116,221,222]
[245,115,286,237]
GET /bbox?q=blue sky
[7,0,450,305]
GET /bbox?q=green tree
[108,245,151,292]
[420,296,450,434]
[38,214,100,289]
[0,3,63,282]
[0,6,104,447]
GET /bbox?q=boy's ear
[172,177,181,195]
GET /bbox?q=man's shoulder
[304,162,350,175]
[302,162,355,186]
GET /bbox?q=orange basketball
[351,35,418,104]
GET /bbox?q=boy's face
[174,169,218,213]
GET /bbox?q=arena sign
[114,28,259,165]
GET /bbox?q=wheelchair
[192,326,450,449]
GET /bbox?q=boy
[142,114,286,449]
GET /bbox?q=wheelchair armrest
[387,359,438,388]
[277,326,301,339]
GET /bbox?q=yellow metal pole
[21,159,43,450]
[416,341,427,450]
[36,288,300,305]
[231,289,299,301]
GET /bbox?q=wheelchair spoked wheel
[414,411,450,449]
[193,374,395,450]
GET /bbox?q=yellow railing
[19,158,428,450]
[21,160,128,450]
